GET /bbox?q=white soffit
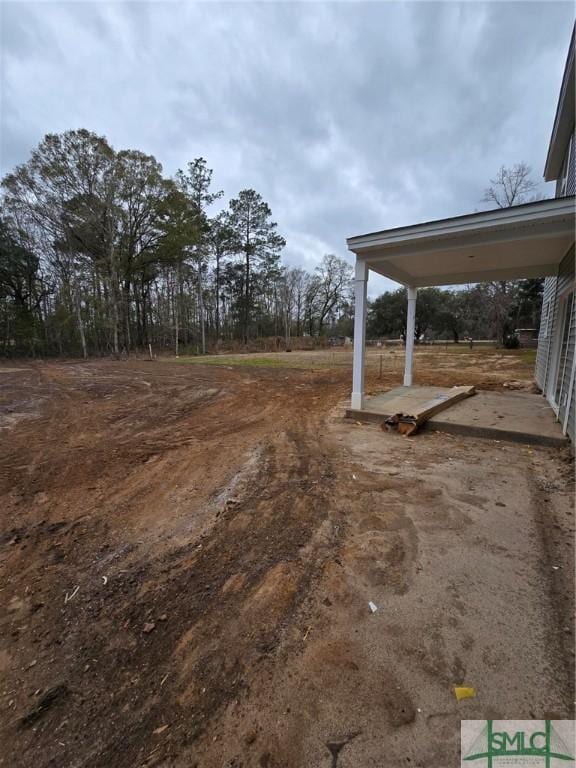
[347,197,576,287]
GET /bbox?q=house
[346,26,575,442]
[535,27,575,440]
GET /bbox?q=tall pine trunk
[215,253,221,349]
[197,260,206,354]
[243,249,250,345]
[174,264,180,357]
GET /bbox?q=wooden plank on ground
[383,386,476,435]
[404,386,475,423]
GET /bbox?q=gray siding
[568,135,576,195]
[556,248,575,438]
[568,373,575,443]
[535,113,575,441]
[555,127,575,197]
[533,35,575,439]
[535,276,558,390]
[535,245,575,439]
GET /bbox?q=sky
[0,0,574,296]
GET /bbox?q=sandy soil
[0,350,573,768]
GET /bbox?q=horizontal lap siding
[565,132,576,439]
[568,159,575,196]
[535,277,558,390]
[557,247,575,438]
[557,245,575,300]
[568,374,575,442]
[556,127,575,196]
[567,129,575,195]
[536,121,575,439]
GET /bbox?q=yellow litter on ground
[454,686,476,701]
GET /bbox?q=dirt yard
[0,348,573,768]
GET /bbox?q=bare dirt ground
[0,348,573,768]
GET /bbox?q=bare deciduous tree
[481,162,541,344]
[482,162,538,208]
[314,254,353,333]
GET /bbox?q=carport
[347,197,575,407]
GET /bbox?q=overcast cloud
[1,1,574,295]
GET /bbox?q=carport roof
[347,196,576,287]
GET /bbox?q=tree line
[368,280,543,345]
[1,139,543,357]
[369,162,544,345]
[0,129,353,357]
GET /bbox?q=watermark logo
[461,720,575,767]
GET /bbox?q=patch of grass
[168,355,324,369]
[419,344,534,361]
[519,349,537,364]
[419,344,497,355]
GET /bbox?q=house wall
[567,133,575,194]
[555,126,576,197]
[535,117,575,441]
[535,276,558,390]
[535,244,575,441]
[567,361,575,443]
[555,248,575,438]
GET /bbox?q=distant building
[515,328,539,348]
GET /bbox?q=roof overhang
[347,197,576,287]
[544,25,575,182]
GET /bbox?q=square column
[351,259,368,409]
[403,286,417,386]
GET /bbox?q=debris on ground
[326,731,362,768]
[503,380,527,390]
[383,413,403,432]
[64,585,79,604]
[244,728,258,745]
[19,686,69,729]
[454,686,476,702]
[380,386,476,436]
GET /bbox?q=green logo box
[461,720,575,767]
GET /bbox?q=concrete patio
[346,385,569,446]
[346,197,575,443]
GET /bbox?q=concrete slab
[358,385,458,416]
[346,386,568,446]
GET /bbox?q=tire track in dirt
[9,431,341,768]
[0,361,350,768]
[1,356,571,768]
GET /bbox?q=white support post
[351,259,368,410]
[403,286,417,387]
